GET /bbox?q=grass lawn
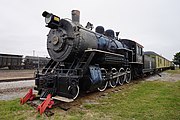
[82,80,180,120]
[0,70,180,120]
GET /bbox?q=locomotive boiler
[34,10,143,101]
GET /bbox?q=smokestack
[72,10,80,23]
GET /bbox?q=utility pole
[33,50,35,56]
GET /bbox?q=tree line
[173,52,180,68]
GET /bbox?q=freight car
[0,53,50,70]
[23,56,50,69]
[20,10,173,105]
[0,53,23,69]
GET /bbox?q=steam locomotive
[34,10,170,101]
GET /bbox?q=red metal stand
[37,94,54,115]
[20,89,35,105]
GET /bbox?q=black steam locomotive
[34,10,145,101]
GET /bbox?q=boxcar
[24,56,50,69]
[0,53,23,69]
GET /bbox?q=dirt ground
[145,71,180,82]
[0,70,36,80]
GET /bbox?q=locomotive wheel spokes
[68,84,79,99]
[98,68,108,92]
[118,68,126,85]
[109,68,118,88]
[125,68,131,83]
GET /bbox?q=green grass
[82,81,180,120]
[0,80,180,119]
[0,99,33,120]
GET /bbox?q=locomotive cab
[121,39,143,64]
[121,39,144,78]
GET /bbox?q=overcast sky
[0,0,179,60]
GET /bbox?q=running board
[52,96,74,102]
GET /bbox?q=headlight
[45,14,52,24]
[42,11,60,29]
